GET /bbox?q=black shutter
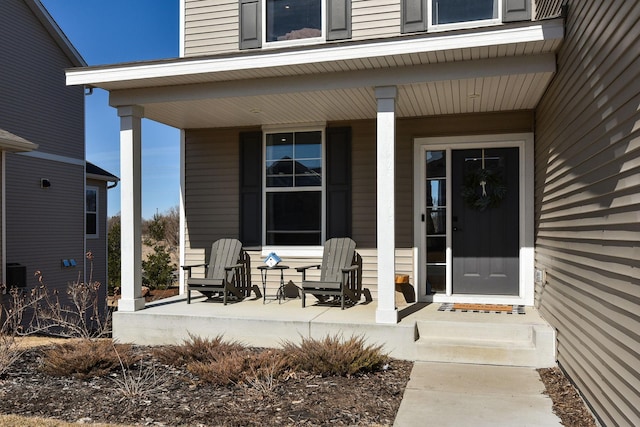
[240,131,262,246]
[503,0,531,22]
[326,127,352,239]
[239,0,261,49]
[401,0,427,33]
[326,0,351,41]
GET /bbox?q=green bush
[282,334,388,377]
[142,244,175,289]
[107,217,121,294]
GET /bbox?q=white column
[117,105,145,312]
[375,86,398,324]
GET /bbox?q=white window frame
[262,0,326,49]
[86,186,99,238]
[261,125,326,257]
[428,0,502,32]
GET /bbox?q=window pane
[426,236,446,262]
[86,213,97,235]
[427,265,446,293]
[294,131,322,158]
[427,179,446,207]
[426,150,446,178]
[267,0,322,42]
[266,191,321,245]
[86,189,97,212]
[432,0,497,25]
[266,133,293,161]
[294,159,321,186]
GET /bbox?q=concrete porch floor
[113,293,556,365]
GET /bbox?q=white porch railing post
[375,86,399,324]
[117,105,145,312]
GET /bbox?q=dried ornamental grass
[282,334,388,377]
[151,333,244,366]
[40,339,138,379]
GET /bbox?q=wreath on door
[461,167,507,211]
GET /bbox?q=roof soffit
[66,18,564,91]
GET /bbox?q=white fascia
[66,19,563,87]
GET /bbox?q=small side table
[257,265,289,304]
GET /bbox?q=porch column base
[117,297,146,312]
[376,308,398,324]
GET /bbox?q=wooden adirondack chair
[182,239,250,305]
[296,237,362,309]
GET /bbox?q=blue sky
[41,0,180,219]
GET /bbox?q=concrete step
[414,320,556,368]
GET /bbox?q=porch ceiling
[67,19,564,129]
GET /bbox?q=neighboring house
[0,1,115,313]
[65,0,639,425]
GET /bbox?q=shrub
[282,334,388,377]
[40,339,138,379]
[187,350,248,386]
[107,216,121,294]
[0,334,23,377]
[142,243,176,289]
[151,333,244,366]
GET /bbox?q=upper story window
[430,0,498,27]
[86,187,98,238]
[403,0,529,34]
[266,0,322,43]
[239,0,351,50]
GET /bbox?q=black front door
[451,147,520,295]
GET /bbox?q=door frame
[413,133,535,305]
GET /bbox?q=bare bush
[0,334,23,377]
[1,253,111,339]
[111,349,170,401]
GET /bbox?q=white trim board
[413,133,535,306]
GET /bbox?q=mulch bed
[0,345,412,427]
[538,367,598,427]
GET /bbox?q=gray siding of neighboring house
[0,0,86,295]
[5,155,85,291]
[183,111,533,297]
[86,178,109,295]
[534,1,640,425]
[0,0,85,160]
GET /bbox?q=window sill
[261,246,324,258]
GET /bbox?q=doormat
[438,303,525,314]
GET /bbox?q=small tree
[146,213,166,243]
[142,244,175,289]
[107,215,121,295]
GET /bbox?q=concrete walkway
[394,362,562,426]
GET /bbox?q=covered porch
[112,293,556,368]
[65,18,564,326]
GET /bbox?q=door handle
[453,227,460,231]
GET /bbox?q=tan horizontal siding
[183,0,404,56]
[243,248,414,301]
[183,112,533,289]
[183,0,238,56]
[183,128,242,266]
[534,0,640,425]
[352,0,401,40]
